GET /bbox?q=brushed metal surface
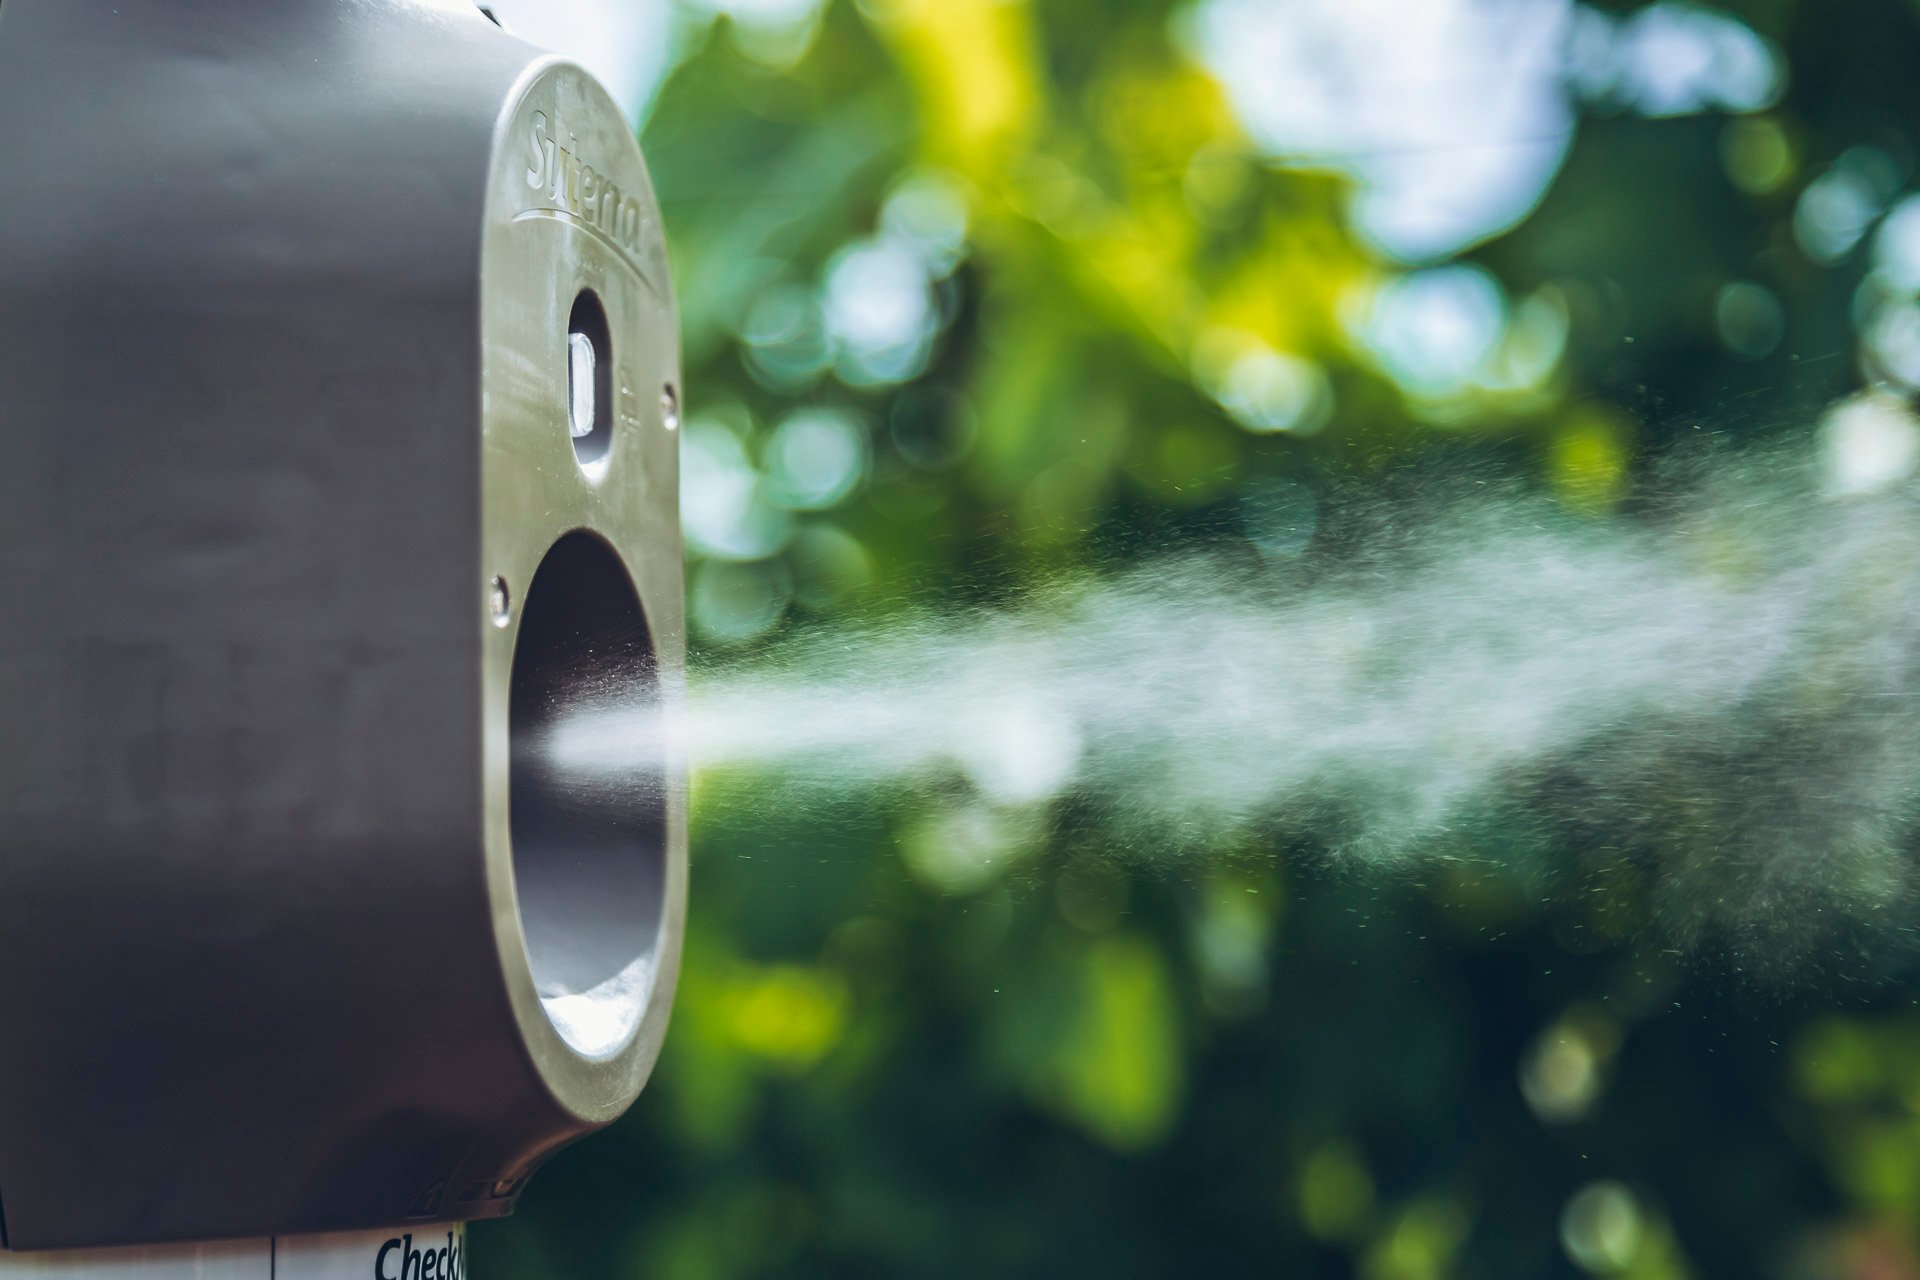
[0,0,683,1250]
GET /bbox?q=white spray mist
[541,419,1920,975]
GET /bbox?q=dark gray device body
[0,0,687,1251]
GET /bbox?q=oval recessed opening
[509,531,665,1057]
[567,291,614,472]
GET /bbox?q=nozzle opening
[508,531,666,1057]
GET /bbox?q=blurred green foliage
[484,1,1920,1276]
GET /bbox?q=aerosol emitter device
[0,1,686,1273]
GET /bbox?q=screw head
[660,383,680,432]
[488,576,512,628]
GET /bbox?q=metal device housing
[0,0,685,1250]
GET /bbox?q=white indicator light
[568,331,596,439]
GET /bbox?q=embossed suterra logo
[522,110,659,291]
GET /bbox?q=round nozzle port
[508,531,666,1057]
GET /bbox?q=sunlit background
[478,1,1920,1276]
